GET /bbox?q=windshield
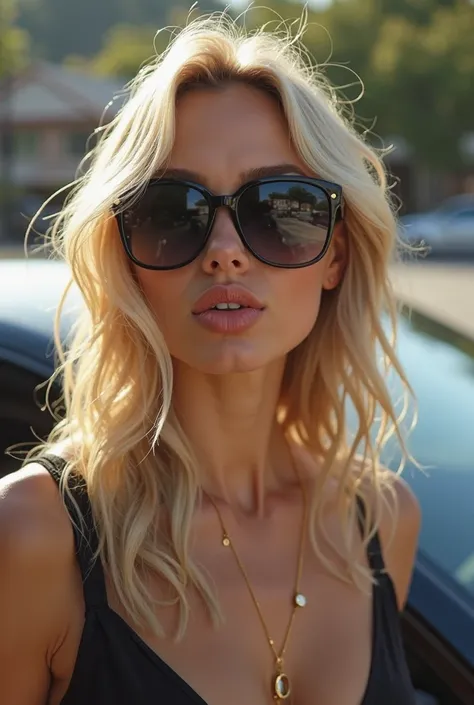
[386,310,474,600]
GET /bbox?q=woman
[0,14,420,705]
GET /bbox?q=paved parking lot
[390,260,474,339]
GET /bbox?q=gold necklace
[205,463,308,702]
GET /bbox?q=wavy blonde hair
[26,12,413,639]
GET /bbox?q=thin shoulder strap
[355,495,386,576]
[36,454,108,609]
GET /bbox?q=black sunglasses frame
[113,175,344,271]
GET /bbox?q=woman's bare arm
[377,473,422,610]
[0,465,77,705]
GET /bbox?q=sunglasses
[113,176,344,270]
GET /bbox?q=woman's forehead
[169,85,305,188]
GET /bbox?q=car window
[435,196,474,215]
[388,311,474,601]
[347,310,474,601]
[452,208,474,220]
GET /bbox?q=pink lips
[192,285,265,334]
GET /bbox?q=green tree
[0,0,30,78]
[0,0,30,241]
[65,24,160,80]
[287,186,317,206]
[369,3,474,168]
[245,0,474,170]
[16,0,221,62]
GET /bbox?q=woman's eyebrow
[156,163,307,183]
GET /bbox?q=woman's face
[132,83,346,374]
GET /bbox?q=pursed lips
[192,285,265,314]
[191,285,265,334]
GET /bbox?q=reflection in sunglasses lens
[124,185,210,268]
[238,181,330,265]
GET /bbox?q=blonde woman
[0,14,420,705]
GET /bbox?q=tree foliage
[12,0,474,169]
[0,0,30,77]
[65,24,160,80]
[369,4,474,167]
[16,0,221,62]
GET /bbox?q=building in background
[0,61,123,242]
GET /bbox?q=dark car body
[0,258,473,704]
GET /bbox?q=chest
[52,510,378,705]
[112,557,374,705]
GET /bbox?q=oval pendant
[273,673,291,700]
[294,592,307,608]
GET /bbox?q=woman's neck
[171,357,296,515]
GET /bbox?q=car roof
[0,258,81,377]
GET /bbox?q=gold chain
[205,457,308,701]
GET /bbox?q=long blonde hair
[26,12,413,639]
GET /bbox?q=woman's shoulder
[296,444,419,519]
[0,451,79,600]
[296,446,421,608]
[0,458,76,573]
[358,466,421,542]
[359,467,421,609]
[0,460,81,695]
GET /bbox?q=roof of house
[0,61,126,125]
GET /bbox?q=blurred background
[0,0,473,333]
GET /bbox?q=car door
[444,208,474,251]
[393,310,474,703]
[403,551,474,704]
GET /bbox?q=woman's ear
[322,223,347,290]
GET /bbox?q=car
[0,257,473,704]
[400,195,474,256]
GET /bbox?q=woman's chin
[173,342,283,376]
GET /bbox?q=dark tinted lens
[238,181,331,265]
[122,183,210,268]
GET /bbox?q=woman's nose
[201,209,251,274]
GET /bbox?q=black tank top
[38,454,417,705]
